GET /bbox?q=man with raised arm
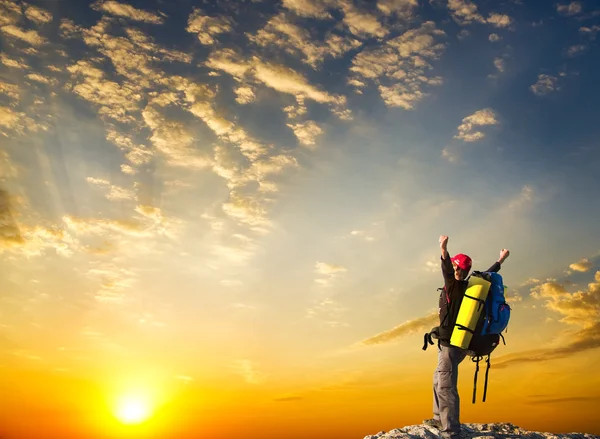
[424,235,510,438]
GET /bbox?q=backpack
[422,271,511,403]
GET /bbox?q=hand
[439,235,448,250]
[499,249,510,263]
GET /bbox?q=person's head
[451,253,472,280]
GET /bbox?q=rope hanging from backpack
[483,355,491,402]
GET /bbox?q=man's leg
[432,353,441,422]
[435,346,467,437]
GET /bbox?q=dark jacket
[437,256,501,344]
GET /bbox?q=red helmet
[451,253,472,271]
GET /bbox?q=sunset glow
[1,0,600,438]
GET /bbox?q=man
[424,235,510,438]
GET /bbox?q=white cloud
[494,57,505,72]
[530,74,560,96]
[579,25,600,39]
[91,0,165,24]
[489,33,502,42]
[566,44,586,57]
[454,108,499,142]
[556,2,583,16]
[186,9,232,45]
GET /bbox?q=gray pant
[433,345,467,437]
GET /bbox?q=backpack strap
[471,356,481,404]
[483,355,491,402]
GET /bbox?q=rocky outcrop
[363,423,600,439]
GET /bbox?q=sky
[1,0,600,438]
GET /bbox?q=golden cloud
[248,12,361,68]
[91,0,165,24]
[1,54,29,69]
[349,21,446,109]
[281,0,334,19]
[186,8,232,45]
[24,5,53,24]
[454,108,498,142]
[570,258,592,273]
[356,312,439,347]
[0,25,46,46]
[287,120,323,147]
[377,0,419,18]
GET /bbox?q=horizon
[1,0,600,438]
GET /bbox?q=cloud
[454,108,499,142]
[248,13,361,68]
[86,177,136,201]
[0,106,38,137]
[339,0,388,38]
[0,25,46,46]
[287,120,323,147]
[349,21,446,109]
[507,185,534,211]
[186,8,232,45]
[230,359,267,384]
[24,5,53,24]
[253,58,342,105]
[530,74,560,96]
[487,13,513,28]
[447,0,486,25]
[66,60,142,123]
[489,33,502,42]
[281,0,334,19]
[556,2,583,16]
[234,86,255,104]
[26,73,57,85]
[377,0,419,19]
[494,321,600,369]
[570,258,592,272]
[141,106,212,169]
[494,57,505,72]
[1,54,29,69]
[91,0,165,24]
[315,262,347,275]
[566,44,586,57]
[448,0,513,28]
[221,192,273,233]
[356,312,439,347]
[579,25,600,39]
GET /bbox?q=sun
[115,395,152,425]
